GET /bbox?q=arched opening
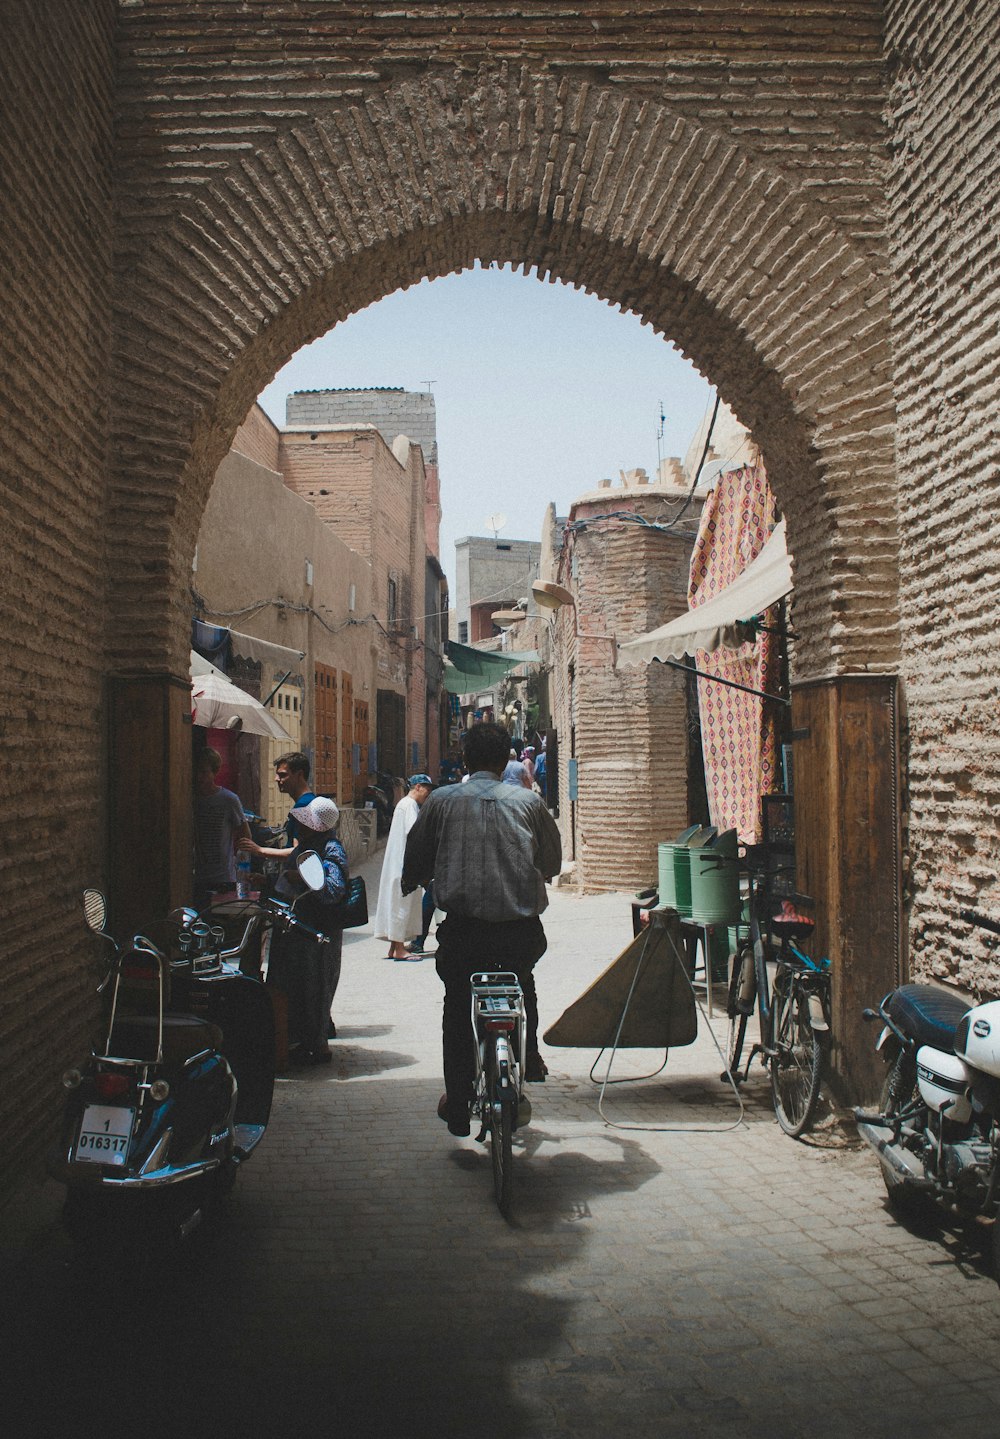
[106,102,900,1094]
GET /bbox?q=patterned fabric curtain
[688,462,781,843]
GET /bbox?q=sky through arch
[257,263,715,592]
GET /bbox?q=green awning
[443,640,539,696]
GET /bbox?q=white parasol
[190,665,292,740]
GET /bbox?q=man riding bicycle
[401,721,562,1135]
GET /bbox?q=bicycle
[470,971,527,1217]
[725,869,831,1137]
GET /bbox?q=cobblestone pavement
[4,851,1000,1438]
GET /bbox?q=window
[387,576,398,627]
[458,621,468,643]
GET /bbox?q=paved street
[4,849,1000,1438]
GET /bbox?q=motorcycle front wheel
[877,1058,936,1221]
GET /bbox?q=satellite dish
[486,512,507,538]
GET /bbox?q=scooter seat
[885,983,970,1052]
[104,1014,223,1064]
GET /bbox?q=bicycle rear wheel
[769,971,823,1136]
[488,1043,514,1217]
[725,944,754,1079]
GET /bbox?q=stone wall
[0,0,117,1189]
[885,0,1000,992]
[287,389,438,466]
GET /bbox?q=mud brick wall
[231,404,282,474]
[108,1,899,687]
[279,426,428,759]
[551,498,697,891]
[0,1,117,1193]
[885,1,1000,991]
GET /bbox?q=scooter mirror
[167,906,199,926]
[83,888,108,935]
[296,851,326,892]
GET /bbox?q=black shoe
[524,1053,548,1083]
[436,1093,471,1137]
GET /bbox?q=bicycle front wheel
[488,1044,514,1217]
[769,972,823,1137]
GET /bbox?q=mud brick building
[3,1,999,1186]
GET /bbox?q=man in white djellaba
[374,774,434,959]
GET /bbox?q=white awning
[618,519,792,665]
[229,630,305,669]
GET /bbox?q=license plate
[74,1105,135,1165]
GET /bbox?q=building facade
[454,536,542,645]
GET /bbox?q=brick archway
[109,66,898,682]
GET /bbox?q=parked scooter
[355,771,397,836]
[49,851,328,1243]
[855,909,1000,1281]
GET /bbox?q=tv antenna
[486,511,507,539]
[656,399,666,478]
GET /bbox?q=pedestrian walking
[374,774,434,959]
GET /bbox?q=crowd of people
[190,722,560,1129]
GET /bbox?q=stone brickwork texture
[0,1,117,1190]
[884,1,1000,993]
[3,1,1000,1192]
[550,495,698,890]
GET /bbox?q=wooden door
[354,698,370,793]
[314,663,338,795]
[340,671,354,804]
[263,682,303,828]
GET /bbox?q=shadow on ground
[0,1079,660,1439]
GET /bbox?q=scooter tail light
[485,1018,516,1032]
[94,1070,132,1102]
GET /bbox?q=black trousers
[434,914,547,1114]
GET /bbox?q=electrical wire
[587,920,746,1134]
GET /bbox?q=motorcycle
[48,851,328,1243]
[854,908,1000,1280]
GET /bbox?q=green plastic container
[658,824,702,916]
[658,843,692,916]
[689,828,740,924]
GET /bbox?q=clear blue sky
[257,262,714,591]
